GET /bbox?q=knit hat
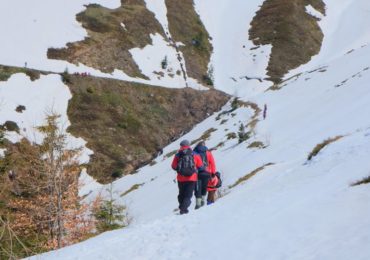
[180,139,190,147]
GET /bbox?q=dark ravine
[249,0,325,84]
[66,75,229,183]
[165,0,213,85]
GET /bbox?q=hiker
[193,141,216,209]
[171,140,203,214]
[207,172,222,205]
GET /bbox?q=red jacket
[171,146,203,182]
[204,150,216,174]
[207,174,219,191]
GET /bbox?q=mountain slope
[1,0,370,259]
[34,31,370,260]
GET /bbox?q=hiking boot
[180,209,189,215]
[195,198,202,209]
[201,195,207,206]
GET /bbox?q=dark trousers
[178,181,196,212]
[195,173,210,198]
[207,190,216,203]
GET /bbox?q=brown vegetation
[165,0,212,84]
[229,163,274,189]
[0,115,97,258]
[66,75,228,183]
[0,64,44,81]
[47,1,164,78]
[307,136,343,161]
[249,0,325,83]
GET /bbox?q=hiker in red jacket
[171,140,203,214]
[207,172,221,205]
[193,141,216,209]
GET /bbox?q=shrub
[161,56,168,70]
[231,97,239,111]
[61,68,71,84]
[226,132,237,140]
[2,121,19,133]
[95,184,126,233]
[238,124,250,143]
[15,105,26,113]
[248,141,265,149]
[111,169,123,179]
[94,200,125,232]
[202,74,213,86]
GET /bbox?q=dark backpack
[199,151,208,168]
[215,171,222,188]
[177,149,196,176]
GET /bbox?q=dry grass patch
[351,176,370,187]
[226,132,237,140]
[191,128,217,145]
[307,136,343,161]
[120,183,144,197]
[229,163,274,189]
[164,149,177,159]
[248,141,266,149]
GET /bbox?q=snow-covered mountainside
[0,0,370,259]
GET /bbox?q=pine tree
[1,113,96,256]
[94,183,126,232]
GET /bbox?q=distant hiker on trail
[207,171,222,205]
[171,140,203,215]
[263,104,267,120]
[193,141,216,209]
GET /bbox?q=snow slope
[0,0,367,258]
[32,7,370,257]
[0,0,201,89]
[194,0,272,97]
[287,0,370,77]
[30,130,370,260]
[0,73,92,162]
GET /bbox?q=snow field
[0,0,368,258]
[194,0,272,98]
[33,27,370,259]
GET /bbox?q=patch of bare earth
[165,0,212,85]
[48,0,164,78]
[249,0,325,84]
[66,75,229,183]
